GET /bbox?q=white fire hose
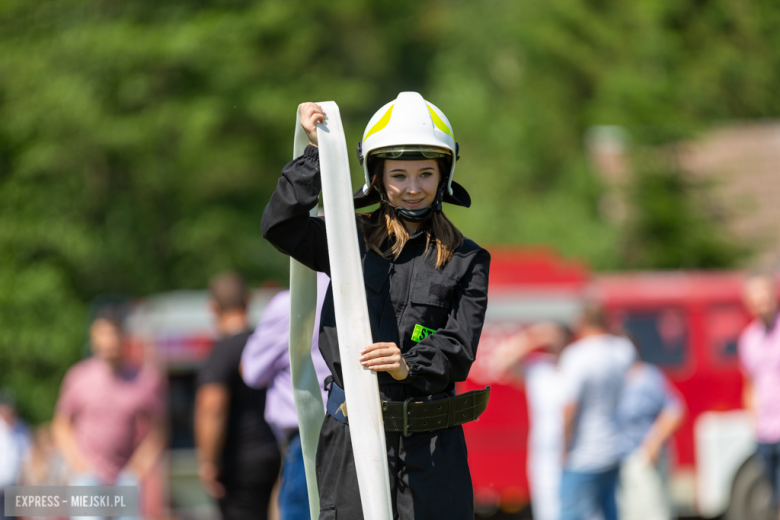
[288,102,394,520]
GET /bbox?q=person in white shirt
[492,322,571,520]
[559,304,635,520]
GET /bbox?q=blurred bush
[622,151,751,269]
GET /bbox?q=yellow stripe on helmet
[363,104,394,142]
[427,105,454,139]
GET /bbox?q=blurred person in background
[18,423,68,486]
[615,345,685,520]
[739,271,780,518]
[195,272,281,520]
[491,322,571,520]
[0,392,31,520]
[52,307,165,513]
[559,303,635,520]
[240,272,330,520]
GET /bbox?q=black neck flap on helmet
[352,143,471,221]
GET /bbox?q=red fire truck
[126,248,774,519]
[463,247,772,519]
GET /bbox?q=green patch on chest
[411,324,436,342]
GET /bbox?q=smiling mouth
[403,199,424,206]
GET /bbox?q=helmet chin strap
[373,184,446,224]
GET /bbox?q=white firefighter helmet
[354,92,470,210]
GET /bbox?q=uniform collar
[407,220,433,240]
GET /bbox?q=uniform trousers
[315,414,474,520]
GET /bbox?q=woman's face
[382,159,441,211]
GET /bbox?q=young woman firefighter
[261,92,491,520]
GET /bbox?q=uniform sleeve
[402,249,490,394]
[261,145,330,275]
[241,292,291,389]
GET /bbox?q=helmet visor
[371,145,451,160]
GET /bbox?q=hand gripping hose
[289,102,394,520]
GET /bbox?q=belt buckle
[402,397,414,437]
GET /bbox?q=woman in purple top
[240,272,331,520]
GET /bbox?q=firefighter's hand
[300,102,326,147]
[360,342,409,380]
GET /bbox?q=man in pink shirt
[739,271,780,516]
[52,307,165,497]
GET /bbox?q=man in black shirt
[195,272,281,520]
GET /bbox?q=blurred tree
[427,0,778,267]
[622,153,750,269]
[2,0,778,421]
[0,0,441,422]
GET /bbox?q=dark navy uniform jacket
[261,145,490,402]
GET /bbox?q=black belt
[326,382,490,437]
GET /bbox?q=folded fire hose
[288,102,394,520]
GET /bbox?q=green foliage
[0,0,440,422]
[2,0,776,422]
[426,0,778,267]
[0,255,87,422]
[621,156,750,269]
